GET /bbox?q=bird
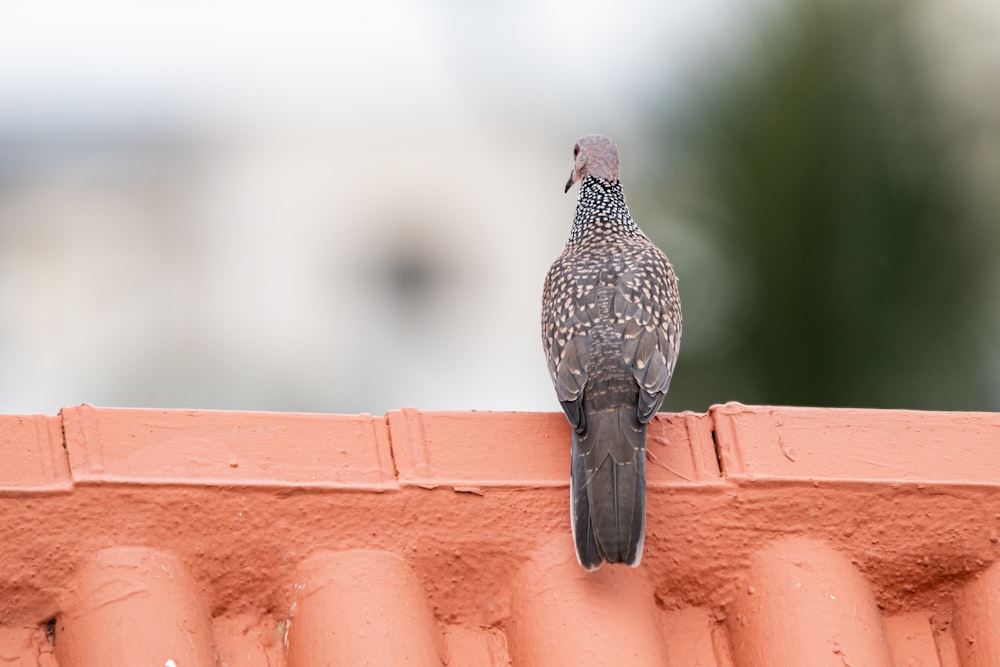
[542,134,681,570]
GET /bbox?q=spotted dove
[542,134,681,570]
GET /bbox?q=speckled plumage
[542,135,681,570]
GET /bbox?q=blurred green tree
[646,0,995,411]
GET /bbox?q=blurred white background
[0,0,755,415]
[1,0,998,416]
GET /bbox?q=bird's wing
[542,255,599,432]
[615,248,681,424]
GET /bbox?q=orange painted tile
[61,404,394,488]
[0,414,70,491]
[712,402,1000,484]
[728,537,893,666]
[508,539,669,666]
[213,615,281,667]
[884,613,940,667]
[388,408,718,488]
[952,560,1000,667]
[647,410,721,485]
[0,404,996,665]
[932,614,963,667]
[660,607,727,667]
[0,627,55,667]
[387,408,567,487]
[442,625,509,667]
[287,550,444,666]
[57,547,217,666]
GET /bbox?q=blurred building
[0,116,579,413]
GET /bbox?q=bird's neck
[567,176,640,245]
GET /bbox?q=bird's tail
[570,406,646,570]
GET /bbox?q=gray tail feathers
[570,407,646,570]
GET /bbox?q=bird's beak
[564,169,576,193]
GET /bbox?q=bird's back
[543,173,680,569]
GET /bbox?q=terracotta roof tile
[0,403,998,665]
[61,405,394,489]
[0,414,69,491]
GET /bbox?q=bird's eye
[573,145,580,157]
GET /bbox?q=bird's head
[565,134,620,193]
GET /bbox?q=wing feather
[543,255,597,431]
[613,246,681,424]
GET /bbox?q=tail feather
[570,431,602,570]
[570,407,646,569]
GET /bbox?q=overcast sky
[0,1,759,129]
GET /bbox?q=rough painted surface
[728,537,894,666]
[0,403,997,665]
[508,538,669,665]
[287,550,444,666]
[57,547,218,666]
